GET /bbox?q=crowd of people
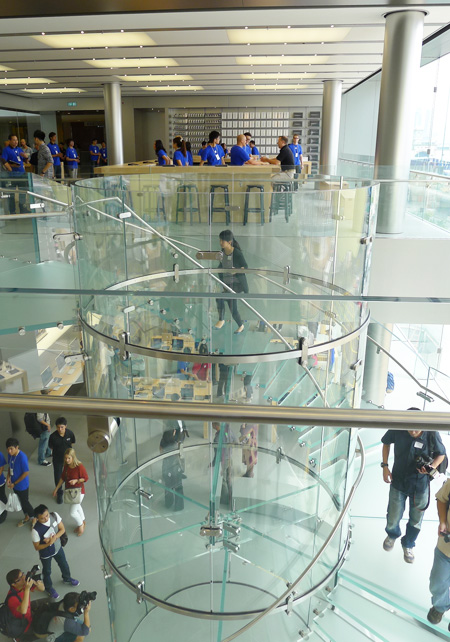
[1,131,108,181]
[0,417,94,641]
[154,130,303,176]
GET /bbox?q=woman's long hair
[173,136,187,156]
[64,447,81,467]
[155,139,166,153]
[219,229,241,250]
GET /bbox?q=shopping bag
[6,492,22,512]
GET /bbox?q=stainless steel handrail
[0,211,68,220]
[220,432,365,640]
[1,393,449,430]
[367,335,450,407]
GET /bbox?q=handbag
[60,532,69,547]
[6,492,22,512]
[63,488,82,505]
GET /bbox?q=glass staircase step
[263,359,305,402]
[327,582,442,642]
[314,606,376,642]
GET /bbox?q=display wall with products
[168,106,322,172]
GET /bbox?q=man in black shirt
[381,420,445,564]
[261,136,295,177]
[48,417,76,504]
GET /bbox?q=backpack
[24,413,44,439]
[32,600,71,635]
[0,589,28,637]
[428,432,448,475]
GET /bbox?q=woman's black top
[218,247,249,293]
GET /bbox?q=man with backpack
[1,568,45,640]
[24,411,52,466]
[32,591,92,641]
[381,410,446,564]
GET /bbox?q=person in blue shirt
[89,139,100,177]
[230,135,267,167]
[173,136,188,166]
[198,141,207,158]
[288,134,303,172]
[201,130,225,166]
[100,141,108,165]
[0,450,7,524]
[243,132,252,156]
[48,132,63,180]
[185,141,194,166]
[250,140,260,156]
[6,437,34,527]
[64,139,80,179]
[2,134,27,213]
[154,140,171,166]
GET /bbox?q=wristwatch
[380,462,389,468]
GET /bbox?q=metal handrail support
[367,335,450,407]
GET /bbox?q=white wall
[339,75,381,161]
[135,109,166,161]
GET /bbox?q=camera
[75,590,97,615]
[414,454,439,479]
[25,565,41,582]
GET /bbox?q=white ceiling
[0,6,448,98]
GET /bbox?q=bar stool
[175,183,201,224]
[143,187,166,221]
[209,184,230,225]
[269,182,293,223]
[243,184,265,226]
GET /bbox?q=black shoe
[428,606,444,624]
[57,496,63,505]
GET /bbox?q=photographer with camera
[381,412,446,564]
[32,590,95,641]
[1,567,45,640]
[427,478,450,627]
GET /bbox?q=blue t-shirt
[173,150,188,166]
[230,145,250,166]
[65,147,79,168]
[157,149,167,166]
[251,146,260,156]
[100,147,107,160]
[48,143,61,166]
[199,148,208,161]
[89,145,100,162]
[8,450,29,490]
[2,146,25,173]
[0,451,6,485]
[187,151,193,166]
[205,145,223,166]
[177,361,189,379]
[288,143,302,166]
[244,144,251,156]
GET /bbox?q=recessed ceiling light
[71,47,74,50]
[121,29,124,33]
[24,87,86,93]
[33,32,155,48]
[86,58,178,68]
[245,26,248,29]
[41,32,45,36]
[236,55,328,65]
[1,77,54,85]
[229,27,349,44]
[81,31,84,34]
[331,25,335,28]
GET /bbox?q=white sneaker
[383,536,395,551]
[402,546,415,563]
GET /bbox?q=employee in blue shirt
[100,142,108,165]
[48,132,63,180]
[243,132,252,156]
[185,142,194,166]
[230,135,265,166]
[201,131,225,166]
[0,450,7,523]
[2,134,27,213]
[288,135,303,172]
[64,139,80,179]
[89,139,100,177]
[6,437,34,527]
[173,136,188,166]
[198,141,207,158]
[250,141,260,156]
[154,140,171,166]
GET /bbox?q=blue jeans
[429,547,450,613]
[38,430,51,464]
[385,484,428,548]
[41,547,71,591]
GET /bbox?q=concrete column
[103,82,124,166]
[374,10,425,233]
[320,80,343,175]
[362,322,393,408]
